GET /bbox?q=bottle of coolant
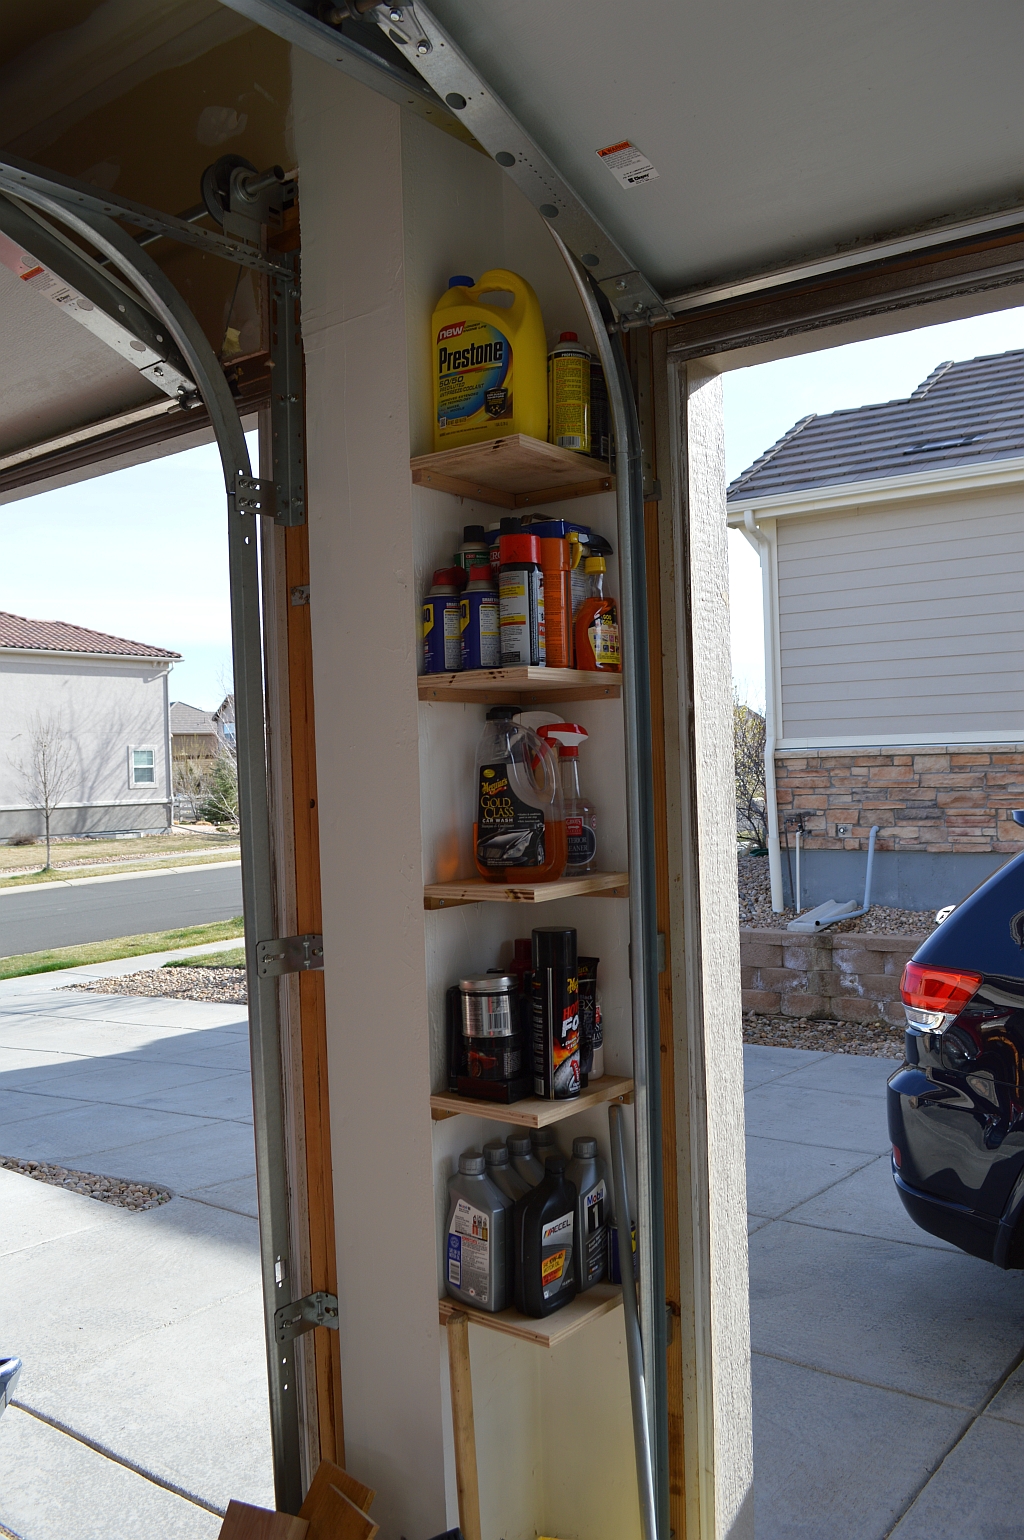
[513,1154,579,1317]
[565,1135,609,1290]
[474,706,566,883]
[445,1151,512,1313]
[432,270,547,451]
[507,1131,546,1187]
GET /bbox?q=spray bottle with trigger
[537,723,597,874]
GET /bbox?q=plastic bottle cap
[572,1136,598,1159]
[537,723,588,758]
[532,1128,556,1149]
[559,331,578,342]
[507,1132,532,1155]
[483,1141,510,1165]
[449,275,474,288]
[468,565,495,582]
[459,1152,485,1174]
[463,524,486,542]
[545,1154,567,1174]
[499,516,522,534]
[532,926,578,969]
[486,705,520,721]
[584,556,607,573]
[500,532,542,566]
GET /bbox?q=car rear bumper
[891,1162,999,1262]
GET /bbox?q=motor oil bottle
[445,1150,513,1313]
[474,707,566,882]
[432,270,547,451]
[499,527,546,666]
[513,1154,579,1317]
[565,1135,609,1290]
[537,723,597,873]
[574,556,621,672]
[532,926,580,1100]
[530,1126,561,1169]
[548,331,591,453]
[423,568,464,674]
[506,1131,546,1188]
[460,566,500,672]
[483,1141,526,1297]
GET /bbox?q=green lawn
[164,946,246,970]
[0,917,245,981]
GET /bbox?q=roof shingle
[0,612,179,659]
[727,347,1024,503]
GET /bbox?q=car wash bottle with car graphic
[431,271,547,451]
[473,707,566,883]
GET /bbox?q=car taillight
[900,962,981,1016]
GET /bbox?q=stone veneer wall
[774,746,1024,855]
[740,928,927,1024]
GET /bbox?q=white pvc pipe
[741,510,783,911]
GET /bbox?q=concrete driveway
[0,946,270,1540]
[748,1044,1024,1539]
[0,862,243,957]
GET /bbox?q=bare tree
[200,741,239,827]
[172,756,215,824]
[734,695,769,850]
[10,712,77,869]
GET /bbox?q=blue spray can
[460,565,500,671]
[423,568,463,674]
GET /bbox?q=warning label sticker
[596,140,659,189]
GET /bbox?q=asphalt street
[0,863,243,957]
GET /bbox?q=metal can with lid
[459,975,518,1037]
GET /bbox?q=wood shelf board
[430,1074,634,1126]
[439,1284,623,1349]
[411,435,614,509]
[418,667,621,705]
[424,872,629,909]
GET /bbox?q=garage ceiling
[426,0,1024,299]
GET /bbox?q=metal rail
[609,1103,658,1540]
[0,159,305,1512]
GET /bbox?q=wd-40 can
[460,566,500,671]
[423,568,463,674]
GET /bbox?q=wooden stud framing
[445,1313,483,1540]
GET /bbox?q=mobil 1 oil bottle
[513,1153,579,1317]
[445,1151,512,1313]
[565,1135,608,1290]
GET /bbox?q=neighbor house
[0,611,179,840]
[728,347,1024,912]
[169,700,221,760]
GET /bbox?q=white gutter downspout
[741,510,784,912]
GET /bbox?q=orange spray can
[539,536,573,668]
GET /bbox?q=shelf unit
[419,665,620,706]
[439,1284,623,1349]
[430,1073,633,1125]
[424,871,628,910]
[412,433,613,509]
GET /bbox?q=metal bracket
[257,933,324,976]
[235,472,277,517]
[274,1291,339,1342]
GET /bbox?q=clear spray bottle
[536,722,597,873]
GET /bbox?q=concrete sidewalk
[748,1045,1024,1539]
[0,949,270,1540]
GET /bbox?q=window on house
[222,720,236,744]
[130,746,156,786]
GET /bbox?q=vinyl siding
[776,488,1024,744]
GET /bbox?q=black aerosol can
[531,926,580,1100]
[513,1153,579,1317]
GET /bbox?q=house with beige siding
[728,348,1024,913]
[0,612,178,840]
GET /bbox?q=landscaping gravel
[743,1010,904,1058]
[66,966,247,1005]
[0,1156,171,1209]
[738,853,936,936]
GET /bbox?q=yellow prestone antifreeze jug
[432,269,547,451]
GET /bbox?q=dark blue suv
[888,847,1024,1267]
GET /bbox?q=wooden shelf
[419,666,620,705]
[424,871,628,909]
[439,1283,623,1348]
[411,434,613,510]
[430,1073,634,1126]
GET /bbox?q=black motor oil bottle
[513,1153,579,1317]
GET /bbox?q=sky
[724,306,1024,709]
[6,309,1024,713]
[0,431,256,710]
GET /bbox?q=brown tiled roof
[0,611,180,659]
[727,347,1024,502]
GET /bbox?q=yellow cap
[583,556,606,573]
